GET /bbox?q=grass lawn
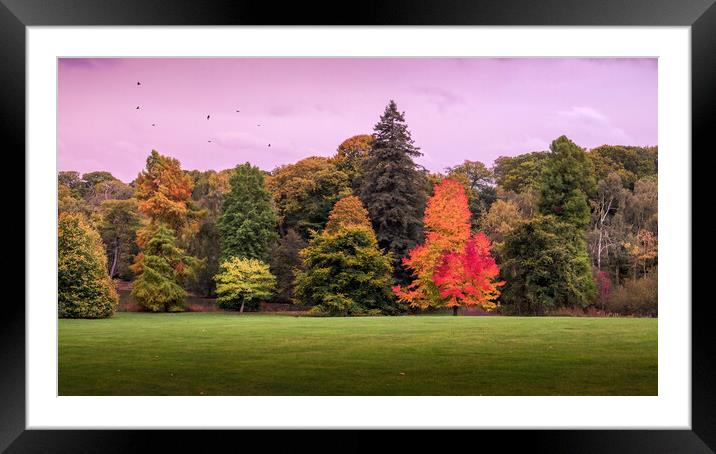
[58,313,657,396]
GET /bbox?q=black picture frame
[3,0,712,451]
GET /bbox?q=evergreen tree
[58,213,119,318]
[294,197,394,315]
[131,224,200,312]
[217,162,278,262]
[357,100,427,282]
[325,195,373,234]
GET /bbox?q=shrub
[605,271,657,316]
[58,213,119,318]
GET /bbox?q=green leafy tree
[538,136,596,228]
[58,184,91,217]
[356,100,427,282]
[58,213,119,318]
[294,198,394,315]
[185,169,231,296]
[500,137,597,314]
[186,219,221,296]
[267,156,351,238]
[333,134,373,187]
[447,160,497,227]
[268,229,307,303]
[217,163,278,262]
[215,257,276,312]
[98,199,141,280]
[624,175,658,235]
[81,171,133,205]
[131,224,200,312]
[589,145,658,189]
[479,198,525,259]
[501,216,596,314]
[58,171,83,194]
[493,151,550,194]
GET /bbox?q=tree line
[58,100,657,318]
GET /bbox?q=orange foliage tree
[433,232,504,314]
[325,195,373,234]
[132,150,202,281]
[134,150,198,242]
[393,178,472,309]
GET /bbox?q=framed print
[4,0,714,451]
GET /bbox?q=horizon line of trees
[58,100,658,319]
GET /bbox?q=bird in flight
[207,115,210,120]
[208,140,212,143]
[257,124,261,127]
[236,110,240,113]
[136,106,140,110]
[268,144,271,147]
[137,81,141,86]
[152,124,156,127]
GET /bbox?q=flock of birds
[135,81,271,148]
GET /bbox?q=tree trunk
[109,241,119,278]
[452,306,458,316]
[597,229,603,271]
[240,301,245,313]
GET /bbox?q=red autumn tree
[393,178,472,309]
[433,232,504,315]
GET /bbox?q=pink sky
[58,58,657,183]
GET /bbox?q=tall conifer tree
[357,100,427,283]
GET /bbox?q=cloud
[213,131,272,151]
[211,131,304,161]
[553,106,631,145]
[268,105,297,117]
[557,106,609,124]
[413,86,465,111]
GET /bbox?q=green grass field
[58,313,657,396]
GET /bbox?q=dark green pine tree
[218,162,278,262]
[357,100,427,283]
